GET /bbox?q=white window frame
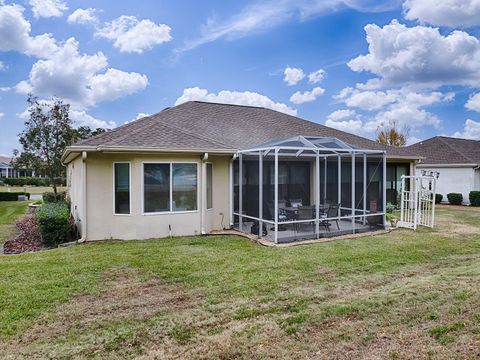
[141,161,199,215]
[113,161,132,216]
[206,162,213,210]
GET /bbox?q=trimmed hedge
[435,194,443,204]
[43,191,67,204]
[469,191,480,206]
[447,192,463,205]
[2,177,49,187]
[0,192,30,201]
[1,177,66,187]
[36,202,70,246]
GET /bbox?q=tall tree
[376,120,409,147]
[14,95,75,194]
[73,126,107,140]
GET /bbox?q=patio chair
[320,204,340,232]
[296,206,315,233]
[267,201,290,231]
[289,198,303,208]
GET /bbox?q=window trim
[141,161,199,215]
[113,161,132,216]
[206,162,213,210]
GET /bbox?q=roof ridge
[191,100,264,109]
[437,136,475,163]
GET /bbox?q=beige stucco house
[62,101,421,243]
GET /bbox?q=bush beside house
[470,191,480,206]
[36,202,71,246]
[447,193,463,205]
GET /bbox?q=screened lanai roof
[239,136,386,155]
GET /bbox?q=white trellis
[399,172,438,230]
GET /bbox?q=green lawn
[0,205,479,359]
[0,186,66,194]
[0,201,29,245]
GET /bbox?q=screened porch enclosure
[232,136,387,243]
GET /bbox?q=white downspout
[78,151,88,243]
[200,153,208,235]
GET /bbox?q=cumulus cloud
[283,67,305,86]
[0,3,58,58]
[0,112,4,120]
[29,0,67,18]
[452,119,480,139]
[348,20,480,88]
[96,15,172,53]
[175,87,297,116]
[308,69,326,83]
[403,0,480,28]
[179,0,400,51]
[67,8,99,25]
[325,109,363,134]
[289,87,325,104]
[465,93,480,113]
[0,61,5,71]
[69,108,116,129]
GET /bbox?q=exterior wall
[415,165,476,204]
[80,152,231,241]
[67,155,85,235]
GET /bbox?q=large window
[143,163,198,213]
[114,162,130,215]
[206,163,213,209]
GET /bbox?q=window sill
[142,210,199,216]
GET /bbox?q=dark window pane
[207,163,213,209]
[114,163,130,214]
[144,163,170,212]
[172,163,197,211]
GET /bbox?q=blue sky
[1,0,480,156]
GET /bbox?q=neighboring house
[408,136,480,204]
[62,101,421,241]
[0,156,34,178]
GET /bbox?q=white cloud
[334,87,397,111]
[452,119,480,139]
[175,87,297,116]
[67,8,99,25]
[0,61,5,71]
[179,0,400,51]
[326,109,356,121]
[283,67,305,86]
[308,69,326,83]
[465,93,480,113]
[70,108,116,129]
[368,104,441,132]
[325,109,364,134]
[348,20,480,88]
[15,38,148,108]
[0,3,58,58]
[96,15,172,53]
[289,87,325,104]
[403,0,480,28]
[29,0,67,18]
[0,112,4,120]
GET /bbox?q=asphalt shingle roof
[407,136,480,165]
[75,101,420,157]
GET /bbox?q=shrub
[386,202,396,213]
[2,177,49,187]
[435,194,443,204]
[0,192,30,201]
[447,193,463,205]
[36,202,70,246]
[469,191,480,206]
[43,191,66,203]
